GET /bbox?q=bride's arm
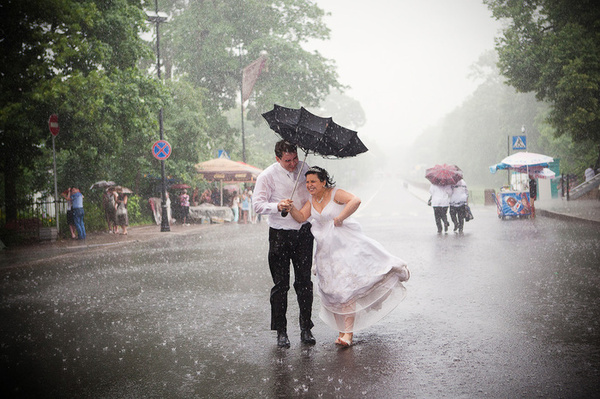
[288,200,312,223]
[333,189,361,226]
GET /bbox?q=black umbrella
[262,104,368,158]
[262,104,368,215]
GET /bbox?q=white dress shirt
[253,161,311,230]
[429,184,453,207]
[449,179,469,206]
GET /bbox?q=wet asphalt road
[1,181,599,398]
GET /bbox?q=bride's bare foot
[335,333,353,347]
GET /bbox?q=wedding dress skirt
[309,188,410,332]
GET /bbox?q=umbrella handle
[281,150,308,217]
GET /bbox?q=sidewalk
[0,222,217,269]
[535,198,600,225]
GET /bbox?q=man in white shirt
[253,140,315,347]
[449,179,469,233]
[429,183,452,234]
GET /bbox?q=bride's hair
[306,166,336,187]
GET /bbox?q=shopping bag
[465,205,474,221]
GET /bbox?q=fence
[1,199,69,241]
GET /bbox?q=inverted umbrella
[262,104,368,159]
[262,104,368,215]
[90,180,116,190]
[425,164,463,186]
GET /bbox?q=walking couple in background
[253,140,410,348]
[429,177,469,234]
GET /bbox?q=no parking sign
[152,140,171,160]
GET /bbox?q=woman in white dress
[283,167,410,347]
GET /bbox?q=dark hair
[305,166,336,187]
[275,140,297,158]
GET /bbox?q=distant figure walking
[449,179,469,233]
[429,183,452,234]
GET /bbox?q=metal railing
[1,199,69,240]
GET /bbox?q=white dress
[309,188,410,332]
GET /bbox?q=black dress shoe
[301,329,316,345]
[277,331,290,348]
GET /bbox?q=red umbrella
[170,183,191,189]
[425,164,463,186]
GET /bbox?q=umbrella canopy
[90,180,116,190]
[425,164,464,186]
[262,104,368,158]
[195,157,262,182]
[111,186,133,194]
[170,184,191,189]
[529,167,556,179]
[490,152,554,174]
[195,156,263,206]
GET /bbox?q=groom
[253,140,315,347]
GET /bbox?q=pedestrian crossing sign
[512,135,527,150]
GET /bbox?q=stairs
[569,173,600,200]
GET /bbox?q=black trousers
[450,205,466,231]
[268,224,314,332]
[433,206,449,232]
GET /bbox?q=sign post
[152,140,171,231]
[48,114,60,233]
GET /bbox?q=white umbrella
[529,168,556,179]
[90,180,116,189]
[490,152,554,173]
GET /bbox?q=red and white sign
[152,140,171,160]
[48,114,59,136]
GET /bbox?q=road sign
[512,135,526,150]
[152,140,171,160]
[48,114,59,136]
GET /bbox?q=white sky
[309,0,502,148]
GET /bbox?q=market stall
[489,152,554,219]
[194,155,262,206]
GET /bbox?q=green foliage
[163,0,343,126]
[0,0,161,220]
[484,0,600,145]
[1,0,345,226]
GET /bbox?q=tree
[0,0,164,221]
[484,0,600,157]
[158,0,343,157]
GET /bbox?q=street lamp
[146,1,170,232]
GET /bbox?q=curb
[537,208,600,226]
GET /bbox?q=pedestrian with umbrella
[113,186,131,235]
[255,105,368,348]
[426,164,463,234]
[449,177,469,233]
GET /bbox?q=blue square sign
[512,135,527,150]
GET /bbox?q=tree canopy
[1,0,345,223]
[484,0,600,147]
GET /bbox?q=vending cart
[492,190,532,219]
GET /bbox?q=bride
[283,166,410,347]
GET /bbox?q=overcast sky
[308,0,503,148]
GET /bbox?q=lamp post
[146,1,170,232]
